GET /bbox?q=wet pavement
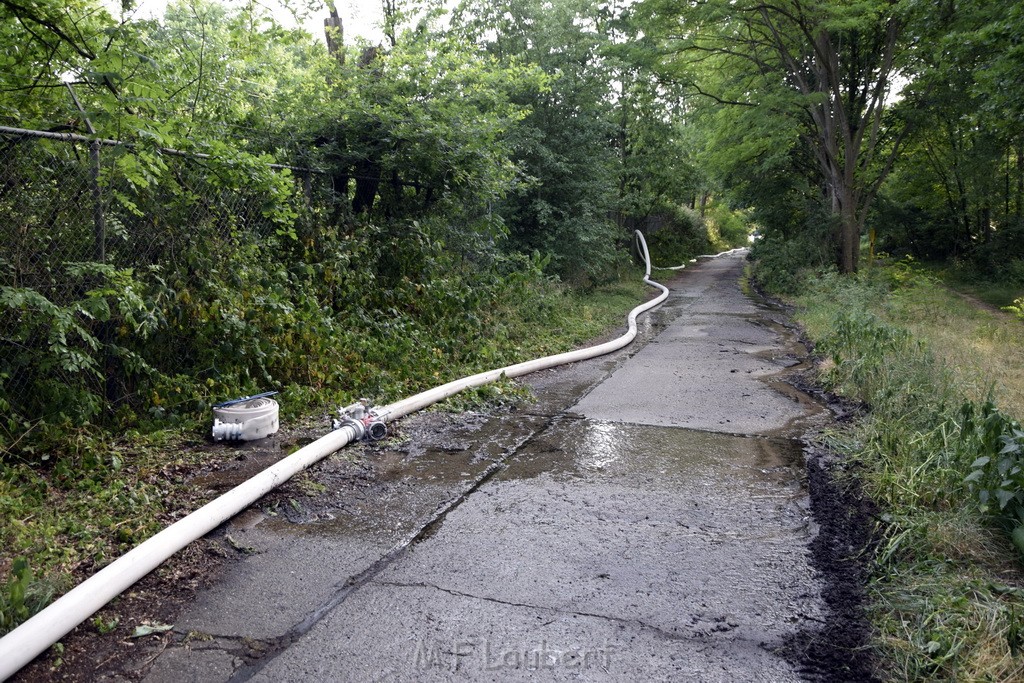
[127,253,831,682]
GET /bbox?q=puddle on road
[260,412,547,539]
[266,411,813,552]
[501,418,808,511]
[355,415,823,673]
[748,315,829,438]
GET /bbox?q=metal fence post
[66,82,105,263]
[90,139,105,262]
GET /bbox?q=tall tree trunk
[324,2,344,64]
[839,185,859,274]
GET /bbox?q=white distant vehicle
[748,230,762,243]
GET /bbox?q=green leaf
[996,489,1017,510]
[964,469,985,483]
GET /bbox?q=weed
[0,558,55,636]
[50,642,63,670]
[782,261,1024,680]
[1004,298,1024,322]
[963,403,1024,543]
[91,615,119,634]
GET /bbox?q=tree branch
[0,0,96,60]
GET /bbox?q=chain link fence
[0,124,335,443]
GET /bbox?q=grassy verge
[0,269,649,637]
[788,260,1024,680]
[924,261,1024,311]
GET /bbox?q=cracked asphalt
[127,252,831,682]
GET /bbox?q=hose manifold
[332,400,387,441]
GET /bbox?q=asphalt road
[129,252,828,682]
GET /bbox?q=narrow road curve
[135,253,833,682]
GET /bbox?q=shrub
[644,205,713,266]
[963,402,1024,550]
[750,231,831,295]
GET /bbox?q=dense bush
[970,223,1024,280]
[0,125,631,460]
[644,205,714,266]
[749,226,833,295]
[704,202,750,247]
[0,197,588,456]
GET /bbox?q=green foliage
[794,262,1024,680]
[963,402,1024,541]
[314,27,540,227]
[454,0,628,284]
[929,258,1024,310]
[644,205,713,266]
[750,224,833,295]
[0,264,159,431]
[639,199,751,267]
[92,614,119,634]
[1005,298,1024,321]
[0,559,55,636]
[818,311,918,397]
[0,559,32,634]
[633,0,921,273]
[704,201,750,248]
[869,0,1024,268]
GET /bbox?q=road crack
[224,416,563,682]
[374,579,731,645]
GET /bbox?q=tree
[872,0,1024,268]
[453,0,625,282]
[634,0,918,273]
[0,0,118,125]
[308,25,538,235]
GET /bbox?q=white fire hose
[0,232,742,679]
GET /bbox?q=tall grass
[793,263,1024,681]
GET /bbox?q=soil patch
[8,420,372,682]
[772,366,879,681]
[13,539,228,682]
[784,439,879,681]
